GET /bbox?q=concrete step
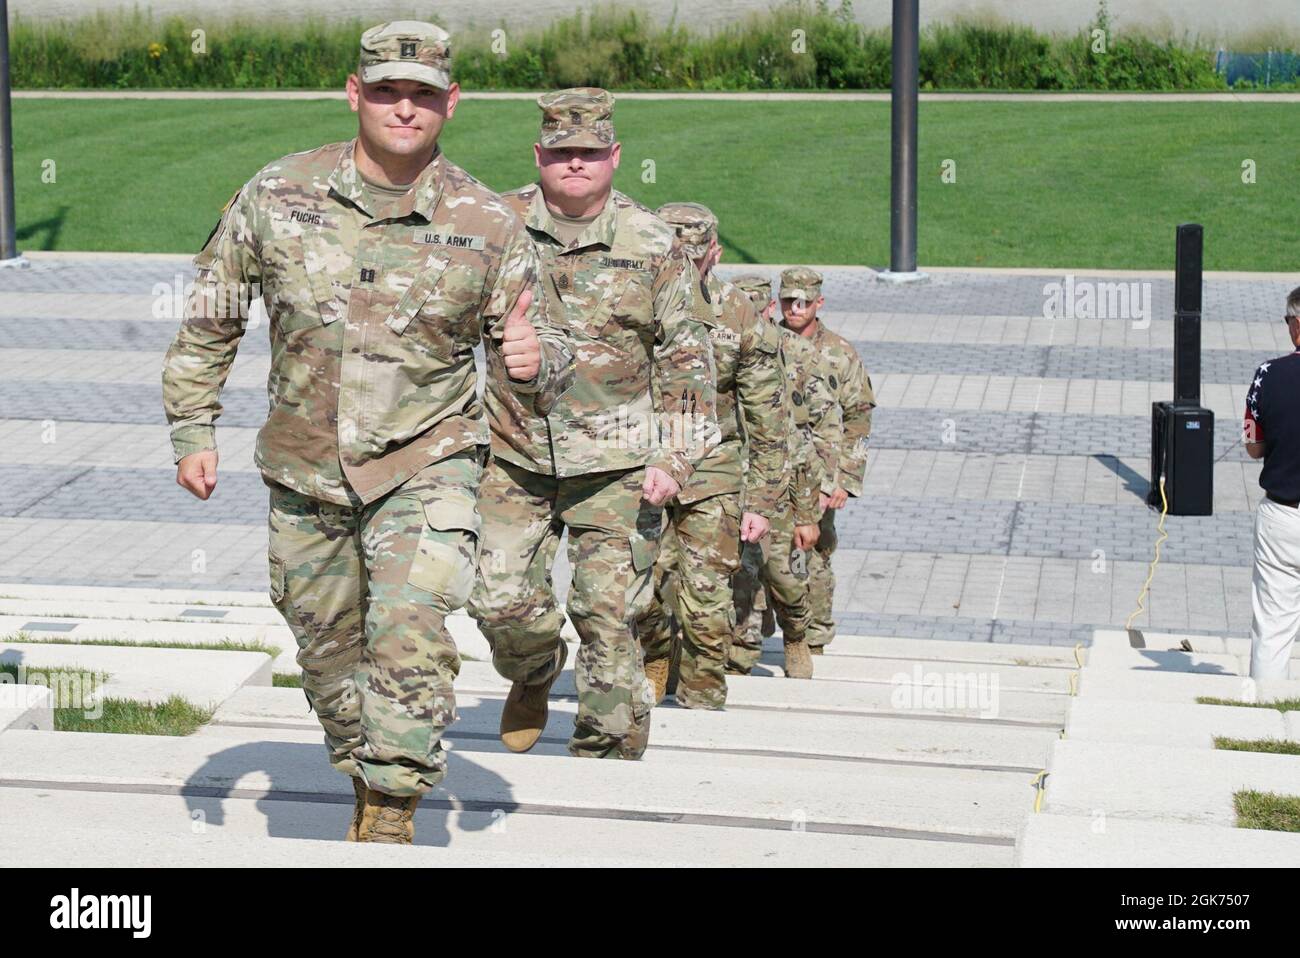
[761,634,1084,668]
[1077,668,1300,705]
[1,613,285,648]
[1094,628,1300,662]
[750,655,1073,694]
[0,685,53,732]
[1089,630,1300,679]
[452,660,1067,725]
[0,785,1011,867]
[1015,812,1300,867]
[213,686,1056,771]
[1065,698,1300,749]
[0,612,1078,703]
[0,725,1036,841]
[0,582,275,608]
[0,597,288,627]
[0,642,271,709]
[1042,738,1300,828]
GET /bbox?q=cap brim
[360,62,451,90]
[539,130,614,149]
[779,287,821,300]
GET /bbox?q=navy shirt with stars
[1244,348,1300,501]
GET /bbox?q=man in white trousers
[1244,285,1300,682]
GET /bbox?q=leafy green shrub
[7,0,1264,92]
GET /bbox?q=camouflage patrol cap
[779,266,824,301]
[731,273,773,306]
[537,88,616,149]
[656,202,718,259]
[359,21,453,90]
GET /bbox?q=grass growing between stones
[56,696,214,736]
[1214,737,1300,755]
[3,631,281,659]
[273,673,302,688]
[1235,790,1300,832]
[1197,696,1300,712]
[2,660,213,735]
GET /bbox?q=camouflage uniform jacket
[779,325,842,525]
[807,321,875,497]
[162,140,570,507]
[494,184,717,486]
[678,269,787,515]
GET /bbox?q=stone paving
[0,253,1291,649]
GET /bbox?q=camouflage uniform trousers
[638,492,743,708]
[267,448,483,798]
[806,506,839,650]
[467,457,661,759]
[730,501,814,672]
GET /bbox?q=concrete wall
[10,0,1300,47]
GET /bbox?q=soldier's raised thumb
[503,290,534,336]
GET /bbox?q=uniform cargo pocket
[407,496,482,607]
[269,552,286,604]
[629,531,659,574]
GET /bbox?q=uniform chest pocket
[263,231,345,334]
[386,256,484,358]
[600,272,655,341]
[549,263,617,339]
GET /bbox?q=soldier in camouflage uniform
[467,89,717,759]
[728,274,841,677]
[162,22,572,844]
[778,267,875,654]
[635,204,788,709]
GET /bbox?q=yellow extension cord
[1036,490,1168,814]
[1125,475,1169,631]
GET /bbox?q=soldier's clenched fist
[177,449,219,500]
[641,466,680,507]
[501,290,540,382]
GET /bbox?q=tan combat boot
[783,637,814,679]
[356,788,420,845]
[344,775,366,842]
[501,643,568,753]
[644,657,671,706]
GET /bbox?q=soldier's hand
[502,289,541,382]
[177,450,219,501]
[641,466,680,507]
[794,523,820,551]
[818,492,832,513]
[740,512,770,543]
[829,488,849,509]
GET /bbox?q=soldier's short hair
[1287,285,1300,318]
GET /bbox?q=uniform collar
[524,185,620,252]
[780,317,822,340]
[328,139,446,222]
[703,269,725,318]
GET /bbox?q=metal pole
[0,0,19,263]
[881,0,924,283]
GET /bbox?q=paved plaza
[0,254,1290,647]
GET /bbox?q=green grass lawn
[12,98,1296,270]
